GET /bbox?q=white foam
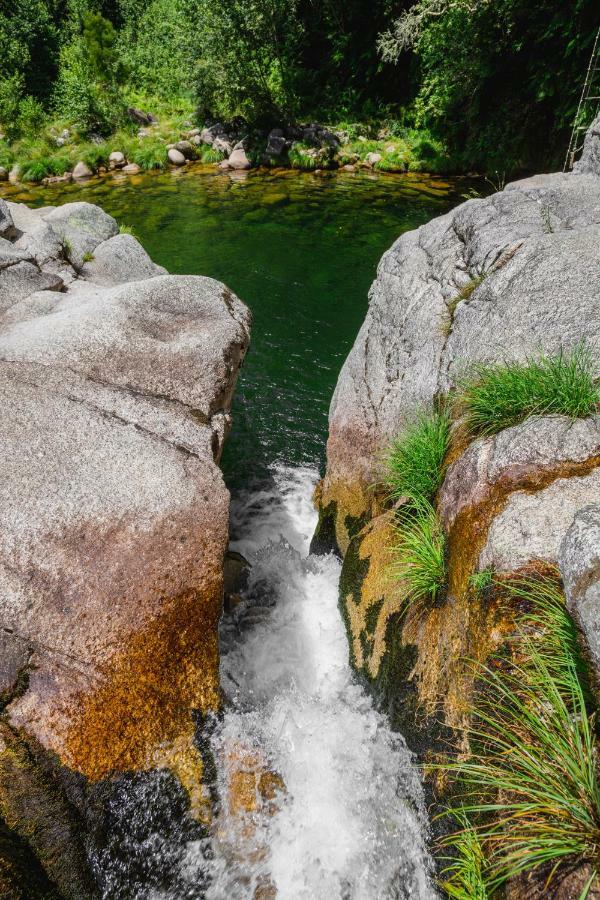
[197,465,436,898]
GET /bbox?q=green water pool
[5,166,469,487]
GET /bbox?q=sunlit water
[3,167,468,897]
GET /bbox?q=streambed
[6,167,467,897]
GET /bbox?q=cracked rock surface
[320,121,600,550]
[0,199,251,787]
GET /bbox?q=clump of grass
[131,140,166,171]
[455,344,599,437]
[20,153,71,183]
[442,576,600,893]
[200,146,224,164]
[0,140,14,170]
[375,147,410,172]
[440,811,489,899]
[82,251,94,263]
[469,568,494,596]
[288,142,321,170]
[78,142,110,171]
[119,223,136,236]
[384,410,451,507]
[391,500,447,608]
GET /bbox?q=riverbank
[0,109,462,188]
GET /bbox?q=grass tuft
[383,409,451,507]
[469,568,494,596]
[200,146,224,164]
[20,153,71,183]
[118,223,136,236]
[442,575,600,892]
[131,140,166,171]
[440,810,489,899]
[391,500,446,608]
[455,344,599,437]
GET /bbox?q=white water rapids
[196,465,436,899]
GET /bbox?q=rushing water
[6,167,467,898]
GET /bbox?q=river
[7,166,467,898]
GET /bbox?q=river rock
[72,161,93,180]
[109,151,126,169]
[80,233,166,285]
[122,162,141,174]
[0,166,7,181]
[127,106,153,126]
[228,143,251,170]
[0,198,251,892]
[560,504,600,679]
[365,152,382,166]
[266,128,287,157]
[168,148,186,166]
[174,140,196,160]
[43,201,119,268]
[214,136,234,156]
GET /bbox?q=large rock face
[317,121,600,759]
[0,200,250,893]
[318,167,600,554]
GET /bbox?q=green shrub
[442,576,600,892]
[384,409,451,506]
[456,344,599,437]
[391,500,446,608]
[131,140,166,171]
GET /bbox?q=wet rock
[122,162,141,174]
[560,504,600,679]
[168,148,186,166]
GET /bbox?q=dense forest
[1,0,599,175]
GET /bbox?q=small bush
[456,344,599,437]
[391,500,447,608]
[131,140,166,171]
[442,576,600,892]
[384,409,451,507]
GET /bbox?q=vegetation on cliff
[1,0,598,177]
[441,575,600,895]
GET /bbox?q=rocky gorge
[1,111,600,898]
